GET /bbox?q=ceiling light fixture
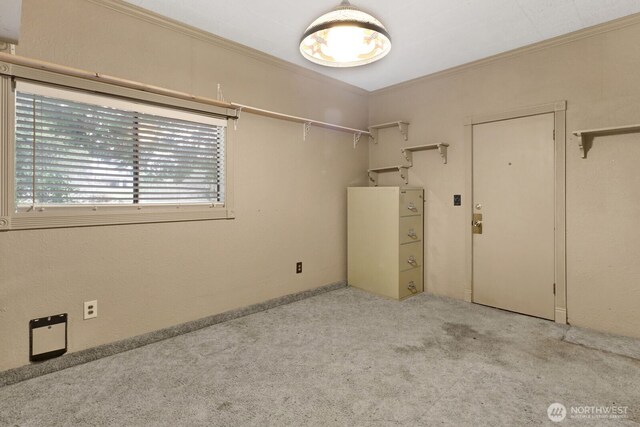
[299,0,391,68]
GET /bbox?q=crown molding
[372,12,640,95]
[79,2,640,97]
[85,0,368,97]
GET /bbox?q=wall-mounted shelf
[368,165,409,187]
[368,121,409,144]
[573,124,640,158]
[401,143,449,165]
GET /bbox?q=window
[2,80,231,230]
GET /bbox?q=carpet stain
[442,322,479,340]
[400,367,414,381]
[393,322,513,369]
[393,339,435,355]
[216,401,232,411]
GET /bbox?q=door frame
[463,101,567,324]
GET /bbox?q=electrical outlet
[296,262,302,274]
[84,300,97,320]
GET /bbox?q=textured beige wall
[0,0,369,371]
[369,16,640,338]
[2,0,639,373]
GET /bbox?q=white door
[472,113,555,320]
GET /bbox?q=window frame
[0,67,235,231]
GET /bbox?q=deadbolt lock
[472,213,483,234]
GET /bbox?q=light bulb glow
[323,26,371,62]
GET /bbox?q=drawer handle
[407,202,418,212]
[407,256,418,266]
[407,229,417,239]
[407,281,418,294]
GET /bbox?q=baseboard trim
[555,307,567,324]
[464,289,473,303]
[0,281,347,388]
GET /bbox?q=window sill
[1,206,235,231]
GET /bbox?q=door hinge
[553,283,556,295]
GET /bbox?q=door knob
[407,229,417,239]
[473,220,482,227]
[407,256,418,266]
[407,202,418,212]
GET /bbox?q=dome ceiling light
[299,0,391,68]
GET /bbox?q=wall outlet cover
[84,300,98,320]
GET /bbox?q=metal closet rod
[0,52,370,137]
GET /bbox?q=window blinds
[15,84,225,207]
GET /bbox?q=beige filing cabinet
[348,187,424,300]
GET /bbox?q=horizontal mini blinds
[15,90,225,206]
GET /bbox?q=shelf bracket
[368,121,410,144]
[401,142,449,165]
[572,124,640,158]
[438,143,448,164]
[398,122,409,141]
[233,106,243,131]
[367,166,409,187]
[401,149,413,166]
[368,170,379,186]
[368,128,378,144]
[576,134,589,158]
[353,132,362,149]
[398,166,409,185]
[303,122,311,141]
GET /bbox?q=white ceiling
[125,0,640,91]
[0,0,22,44]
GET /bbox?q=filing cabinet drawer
[400,241,423,272]
[399,267,423,300]
[400,216,423,244]
[400,190,423,217]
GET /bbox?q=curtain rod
[0,52,370,137]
